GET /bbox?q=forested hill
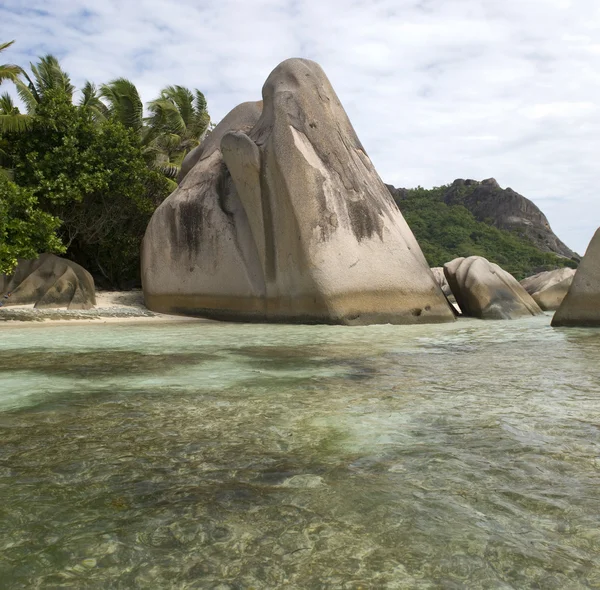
[387,180,578,280]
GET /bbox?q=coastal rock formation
[552,229,600,327]
[0,254,95,309]
[431,267,452,298]
[431,266,460,315]
[142,58,455,325]
[176,101,263,184]
[388,179,578,262]
[443,256,542,319]
[520,268,576,311]
[444,179,577,260]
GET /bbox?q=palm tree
[100,79,210,179]
[0,41,29,136]
[14,54,74,114]
[0,40,23,86]
[79,81,109,123]
[145,85,210,178]
[0,92,30,133]
[99,78,144,135]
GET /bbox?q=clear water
[1,316,599,589]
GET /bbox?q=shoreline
[0,314,208,328]
[0,289,213,327]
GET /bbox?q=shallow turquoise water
[1,316,599,588]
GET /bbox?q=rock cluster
[443,256,542,320]
[520,268,575,311]
[142,58,454,325]
[552,229,600,327]
[0,254,96,310]
[430,267,452,298]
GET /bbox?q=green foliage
[145,86,210,178]
[6,89,171,286]
[0,46,210,287]
[395,186,576,280]
[0,175,63,275]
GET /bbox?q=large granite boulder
[443,256,542,319]
[552,229,600,327]
[520,267,576,311]
[176,101,264,184]
[142,58,454,325]
[0,254,95,309]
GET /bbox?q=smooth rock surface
[431,267,452,298]
[444,256,542,319]
[0,254,95,310]
[520,268,575,311]
[142,58,454,325]
[552,229,600,327]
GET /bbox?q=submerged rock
[552,229,600,327]
[142,58,454,325]
[443,256,542,319]
[0,254,95,310]
[520,268,576,311]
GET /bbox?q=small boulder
[520,268,575,311]
[431,267,453,298]
[552,229,600,327]
[0,254,96,310]
[443,256,542,319]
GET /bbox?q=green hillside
[393,186,577,280]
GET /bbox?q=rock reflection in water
[0,317,599,588]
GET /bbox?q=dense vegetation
[394,186,577,279]
[0,41,210,286]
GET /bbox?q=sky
[1,0,599,254]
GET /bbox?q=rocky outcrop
[443,256,543,319]
[0,254,96,309]
[176,101,263,184]
[142,58,455,325]
[520,268,575,311]
[444,179,577,260]
[431,266,461,315]
[552,229,600,327]
[431,267,452,298]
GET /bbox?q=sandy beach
[0,290,209,327]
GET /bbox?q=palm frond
[161,85,194,126]
[0,92,17,114]
[79,81,109,122]
[14,78,38,114]
[30,54,74,99]
[0,64,23,84]
[146,97,186,135]
[0,41,16,53]
[0,40,24,85]
[0,113,32,133]
[194,90,207,114]
[100,78,143,134]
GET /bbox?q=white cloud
[1,0,598,254]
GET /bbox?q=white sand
[0,289,213,327]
